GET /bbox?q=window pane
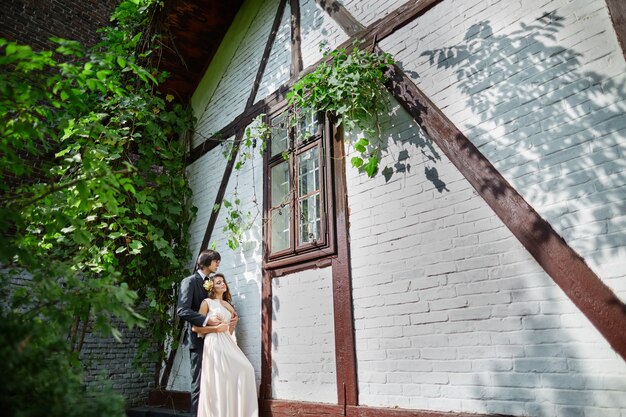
[298,147,320,197]
[271,162,290,207]
[271,113,289,156]
[298,193,321,245]
[296,108,319,144]
[271,206,290,253]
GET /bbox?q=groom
[176,249,222,416]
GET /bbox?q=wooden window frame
[263,107,336,270]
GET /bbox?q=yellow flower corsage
[203,279,213,292]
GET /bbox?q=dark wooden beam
[248,0,289,109]
[259,268,273,404]
[188,85,290,165]
[261,399,514,417]
[330,125,358,407]
[199,129,245,251]
[606,0,626,60]
[384,63,626,361]
[290,0,303,77]
[314,0,364,36]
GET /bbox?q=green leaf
[351,156,363,168]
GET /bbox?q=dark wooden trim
[271,256,333,277]
[606,0,626,60]
[247,0,289,109]
[354,0,441,45]
[346,404,514,417]
[384,63,626,361]
[261,400,514,417]
[314,0,364,36]
[290,0,303,77]
[199,129,245,252]
[259,268,273,403]
[263,113,338,270]
[262,399,344,417]
[329,124,358,406]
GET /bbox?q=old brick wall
[0,0,119,50]
[80,315,157,408]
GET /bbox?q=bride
[192,273,258,417]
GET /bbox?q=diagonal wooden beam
[198,0,289,254]
[314,0,364,36]
[384,63,626,361]
[606,0,626,60]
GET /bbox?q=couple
[176,249,258,417]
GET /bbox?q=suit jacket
[176,271,207,351]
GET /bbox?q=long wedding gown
[198,299,258,417]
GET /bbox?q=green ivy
[287,42,395,177]
[0,0,196,414]
[217,115,268,250]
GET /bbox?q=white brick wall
[379,0,626,300]
[194,0,279,147]
[254,1,291,102]
[338,0,409,27]
[271,267,337,403]
[299,0,349,69]
[346,96,626,416]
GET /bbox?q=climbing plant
[217,43,395,249]
[287,42,395,177]
[217,115,269,250]
[0,0,195,414]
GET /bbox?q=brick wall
[194,0,278,148]
[0,0,119,50]
[271,267,337,402]
[299,0,348,69]
[253,2,291,103]
[345,96,626,416]
[80,316,156,408]
[181,0,626,415]
[381,0,626,298]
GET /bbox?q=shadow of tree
[409,11,626,415]
[420,12,626,279]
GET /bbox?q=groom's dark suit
[176,271,207,416]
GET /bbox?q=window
[264,107,335,267]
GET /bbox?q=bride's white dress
[198,298,258,417]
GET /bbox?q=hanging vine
[287,41,395,177]
[217,42,395,249]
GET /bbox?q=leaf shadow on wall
[420,12,626,276]
[410,12,626,416]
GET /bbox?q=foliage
[0,0,195,413]
[287,42,394,177]
[0,275,125,417]
[217,115,268,249]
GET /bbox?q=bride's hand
[216,322,229,333]
[206,316,222,326]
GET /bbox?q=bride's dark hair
[208,273,232,303]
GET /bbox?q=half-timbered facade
[165,1,626,416]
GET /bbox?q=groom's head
[197,249,221,273]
